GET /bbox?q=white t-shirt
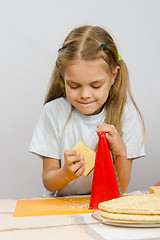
[29,97,145,196]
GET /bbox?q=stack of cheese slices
[98,188,160,223]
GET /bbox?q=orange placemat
[13,197,96,217]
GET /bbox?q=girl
[29,25,145,196]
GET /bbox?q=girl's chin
[77,108,101,116]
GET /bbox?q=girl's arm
[42,150,84,192]
[96,123,132,194]
[113,155,132,193]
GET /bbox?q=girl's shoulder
[122,97,141,123]
[44,97,71,114]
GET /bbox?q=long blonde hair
[44,25,144,136]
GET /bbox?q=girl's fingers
[64,150,83,164]
[72,160,84,172]
[96,123,127,158]
[105,132,112,141]
[64,150,79,157]
[75,166,85,177]
[64,150,85,179]
[65,155,82,164]
[97,123,117,137]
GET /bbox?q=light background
[0,0,159,198]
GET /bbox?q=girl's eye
[69,85,79,89]
[92,85,101,89]
[68,84,101,89]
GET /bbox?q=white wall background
[0,0,160,198]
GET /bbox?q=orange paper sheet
[13,197,96,217]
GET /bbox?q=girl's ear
[111,66,120,85]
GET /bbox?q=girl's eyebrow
[66,80,79,84]
[66,79,105,84]
[91,79,106,83]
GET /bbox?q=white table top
[1,195,160,240]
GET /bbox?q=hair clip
[101,44,107,50]
[118,54,122,61]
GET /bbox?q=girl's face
[64,59,118,116]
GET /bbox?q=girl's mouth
[78,101,94,105]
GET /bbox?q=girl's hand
[96,123,127,158]
[64,150,85,181]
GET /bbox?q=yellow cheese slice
[149,186,160,194]
[73,141,96,176]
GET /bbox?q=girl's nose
[80,88,91,99]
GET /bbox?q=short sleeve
[29,104,61,159]
[122,100,145,159]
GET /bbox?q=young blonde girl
[29,25,145,196]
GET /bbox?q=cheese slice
[149,186,160,194]
[73,141,96,176]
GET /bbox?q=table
[1,196,160,240]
